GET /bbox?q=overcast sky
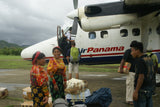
[0,0,119,45]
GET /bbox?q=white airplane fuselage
[21,15,160,64]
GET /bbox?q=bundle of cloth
[65,78,88,94]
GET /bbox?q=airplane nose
[67,9,78,19]
[20,48,30,59]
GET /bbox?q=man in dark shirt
[131,41,153,107]
[119,40,137,104]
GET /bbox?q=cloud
[0,0,73,45]
[0,0,119,45]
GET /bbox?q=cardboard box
[22,87,32,100]
[118,62,131,74]
[0,87,8,98]
[21,97,52,107]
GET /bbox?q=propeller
[69,0,79,35]
[71,17,78,35]
[73,0,78,9]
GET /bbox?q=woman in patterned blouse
[47,46,67,103]
[30,51,49,107]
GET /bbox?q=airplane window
[156,24,160,35]
[101,31,108,38]
[132,28,140,36]
[120,29,128,37]
[89,32,96,39]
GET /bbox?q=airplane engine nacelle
[79,7,137,32]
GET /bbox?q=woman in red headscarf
[30,51,49,107]
[47,47,67,103]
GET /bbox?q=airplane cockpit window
[132,28,140,36]
[101,31,108,38]
[120,29,128,37]
[156,24,160,35]
[89,32,96,39]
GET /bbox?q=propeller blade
[73,0,78,9]
[71,17,78,35]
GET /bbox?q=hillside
[0,40,27,48]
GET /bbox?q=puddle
[112,76,127,80]
[0,83,30,91]
[82,74,108,77]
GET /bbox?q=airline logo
[80,46,124,53]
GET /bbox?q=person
[60,29,69,58]
[119,40,137,105]
[66,41,80,79]
[30,51,49,107]
[146,50,158,95]
[62,27,74,44]
[61,28,74,58]
[47,46,67,103]
[131,42,153,107]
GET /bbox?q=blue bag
[85,88,112,107]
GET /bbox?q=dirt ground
[0,69,160,107]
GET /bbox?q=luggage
[118,62,131,74]
[72,104,87,107]
[0,87,8,98]
[22,87,32,100]
[53,98,68,107]
[21,101,33,107]
[85,88,112,107]
[65,78,88,95]
[66,89,91,106]
[86,103,102,107]
[70,47,80,63]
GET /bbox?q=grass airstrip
[0,55,119,72]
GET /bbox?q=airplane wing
[68,0,160,31]
[125,0,160,5]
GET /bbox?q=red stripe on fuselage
[23,49,160,60]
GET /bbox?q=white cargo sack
[65,78,88,95]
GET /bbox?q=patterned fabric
[49,75,65,102]
[31,86,49,107]
[47,58,67,84]
[30,65,49,96]
[47,58,66,102]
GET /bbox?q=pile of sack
[65,78,88,95]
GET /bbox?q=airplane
[21,0,160,65]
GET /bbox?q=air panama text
[80,46,124,53]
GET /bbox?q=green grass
[6,97,24,102]
[5,106,14,107]
[79,64,119,72]
[0,55,32,69]
[0,55,119,72]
